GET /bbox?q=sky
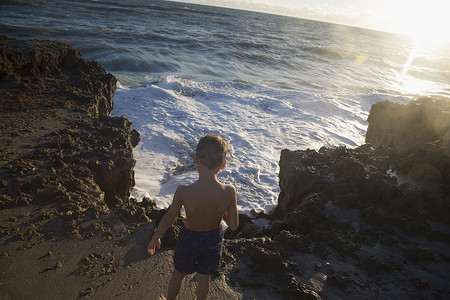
[168,0,450,41]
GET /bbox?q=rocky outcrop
[0,35,116,117]
[223,98,450,299]
[366,98,449,152]
[0,36,139,239]
[366,98,449,191]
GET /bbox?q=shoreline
[1,36,450,299]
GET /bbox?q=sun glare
[388,0,450,44]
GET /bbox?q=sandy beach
[0,212,240,299]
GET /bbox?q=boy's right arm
[223,186,239,231]
[147,186,184,255]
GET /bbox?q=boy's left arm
[223,185,239,231]
[147,186,184,255]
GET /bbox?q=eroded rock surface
[0,36,139,240]
[223,99,450,299]
[366,98,449,192]
[0,35,116,117]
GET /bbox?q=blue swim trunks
[174,225,224,275]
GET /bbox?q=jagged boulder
[366,98,449,151]
[366,98,449,190]
[275,149,332,216]
[0,35,116,117]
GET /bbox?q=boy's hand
[147,238,161,256]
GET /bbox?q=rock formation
[366,98,449,152]
[224,98,450,299]
[0,36,116,117]
[0,36,139,239]
[366,98,449,192]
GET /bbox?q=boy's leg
[167,269,185,300]
[196,273,211,300]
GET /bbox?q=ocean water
[1,0,449,213]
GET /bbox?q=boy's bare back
[147,134,239,259]
[178,179,237,232]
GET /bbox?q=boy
[147,134,239,300]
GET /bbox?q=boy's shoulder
[176,184,190,192]
[220,182,236,196]
[177,182,235,193]
[222,182,235,190]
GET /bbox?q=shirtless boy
[147,134,239,300]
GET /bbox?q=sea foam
[113,76,375,213]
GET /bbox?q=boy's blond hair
[196,134,228,170]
